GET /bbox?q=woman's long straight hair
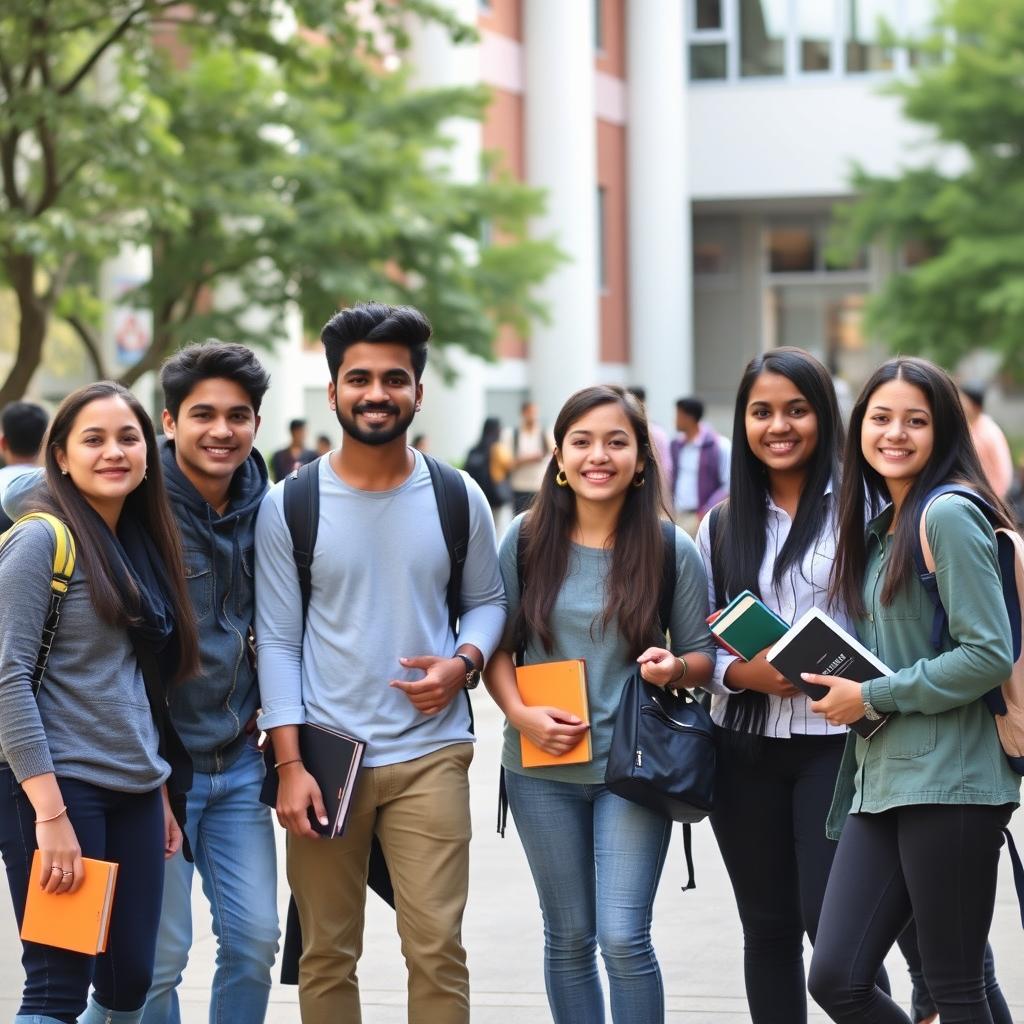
[516,385,669,659]
[714,347,844,737]
[830,356,1014,620]
[33,382,200,683]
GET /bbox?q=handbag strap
[0,513,76,699]
[681,823,696,891]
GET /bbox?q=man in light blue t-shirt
[255,301,506,1024]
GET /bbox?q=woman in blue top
[484,385,716,1024]
[807,357,1019,1024]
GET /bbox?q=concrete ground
[2,696,1022,1022]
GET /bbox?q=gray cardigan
[0,519,169,791]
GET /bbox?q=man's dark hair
[675,396,704,421]
[627,386,647,405]
[160,341,271,420]
[321,302,431,383]
[960,380,986,411]
[0,401,48,458]
[289,418,306,433]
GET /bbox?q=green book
[708,589,789,661]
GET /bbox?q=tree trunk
[0,254,48,407]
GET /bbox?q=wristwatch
[455,653,481,690]
[862,699,882,722]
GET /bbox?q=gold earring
[555,469,568,487]
[632,471,646,488]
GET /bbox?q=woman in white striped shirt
[696,347,865,1024]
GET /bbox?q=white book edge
[711,592,757,634]
[766,606,893,677]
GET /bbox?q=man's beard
[335,402,416,446]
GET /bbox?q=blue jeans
[504,770,672,1024]
[141,745,278,1024]
[0,768,165,1024]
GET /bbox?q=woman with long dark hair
[807,357,1018,1024]
[696,347,855,1023]
[484,385,715,1023]
[0,382,198,1024]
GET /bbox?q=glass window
[695,0,723,31]
[796,0,833,72]
[740,0,787,77]
[846,0,895,73]
[694,219,737,276]
[904,0,939,67]
[594,0,604,51]
[597,186,607,290]
[768,226,816,273]
[690,43,727,80]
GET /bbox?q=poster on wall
[112,277,152,367]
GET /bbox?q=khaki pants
[288,742,474,1024]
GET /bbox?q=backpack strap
[283,456,322,627]
[424,454,469,639]
[658,520,677,635]
[0,512,76,698]
[707,501,726,611]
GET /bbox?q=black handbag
[605,670,715,825]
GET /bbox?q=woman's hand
[510,706,589,757]
[806,674,865,725]
[636,647,685,688]
[35,815,84,895]
[161,785,182,860]
[723,647,800,698]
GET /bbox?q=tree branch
[65,314,109,379]
[57,2,150,97]
[43,252,77,307]
[0,130,24,210]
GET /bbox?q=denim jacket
[826,496,1021,838]
[161,440,269,773]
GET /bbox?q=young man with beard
[255,302,506,1024]
[141,343,279,1024]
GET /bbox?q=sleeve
[453,474,508,662]
[695,513,740,695]
[669,527,717,668]
[864,497,1013,715]
[0,520,60,781]
[0,467,44,521]
[496,516,524,653]
[254,486,307,730]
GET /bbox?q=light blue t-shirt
[255,451,506,767]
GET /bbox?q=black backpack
[276,452,472,983]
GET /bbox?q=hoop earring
[632,471,645,488]
[555,469,568,487]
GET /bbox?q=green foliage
[0,0,559,399]
[829,0,1024,377]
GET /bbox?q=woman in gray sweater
[0,382,198,1024]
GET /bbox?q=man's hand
[275,762,328,839]
[391,655,467,716]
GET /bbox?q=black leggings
[710,732,871,1024]
[808,803,1013,1024]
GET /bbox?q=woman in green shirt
[805,357,1019,1024]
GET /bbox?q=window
[845,0,895,73]
[739,0,786,77]
[768,225,816,273]
[691,43,728,79]
[597,186,608,291]
[796,0,834,72]
[690,0,730,80]
[594,0,604,52]
[695,0,723,30]
[693,218,738,279]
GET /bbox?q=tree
[829,0,1024,377]
[0,2,559,402]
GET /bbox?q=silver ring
[61,870,72,877]
[50,864,62,873]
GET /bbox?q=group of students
[0,300,1018,1024]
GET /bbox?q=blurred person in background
[627,387,673,510]
[270,418,317,482]
[960,381,1013,499]
[0,401,49,532]
[508,400,554,515]
[411,433,429,454]
[464,418,514,529]
[670,396,730,537]
[315,433,333,458]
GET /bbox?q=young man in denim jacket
[141,343,279,1024]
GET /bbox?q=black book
[260,722,366,837]
[767,607,892,740]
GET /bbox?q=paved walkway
[2,697,1023,1021]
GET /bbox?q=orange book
[21,850,119,955]
[515,659,592,768]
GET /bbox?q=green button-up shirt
[826,495,1020,839]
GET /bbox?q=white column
[407,0,489,464]
[627,0,691,430]
[524,0,599,423]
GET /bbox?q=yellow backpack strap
[0,512,76,697]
